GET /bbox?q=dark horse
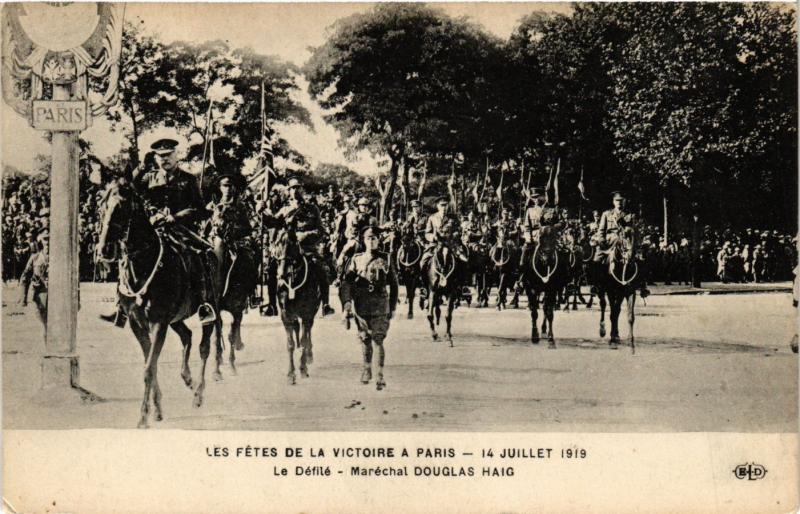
[594,226,641,353]
[393,222,425,319]
[466,239,491,308]
[97,180,221,428]
[423,235,466,346]
[214,239,259,375]
[488,231,519,310]
[270,228,322,384]
[520,226,571,348]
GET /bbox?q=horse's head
[538,225,560,253]
[97,179,139,261]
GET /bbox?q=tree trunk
[663,193,669,244]
[378,154,399,224]
[401,157,410,219]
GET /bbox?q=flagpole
[199,101,214,190]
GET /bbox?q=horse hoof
[431,333,439,341]
[213,371,223,382]
[599,328,606,338]
[287,374,296,385]
[305,351,314,366]
[181,374,193,389]
[376,379,386,391]
[531,337,539,345]
[548,341,556,349]
[361,369,372,384]
[234,341,244,351]
[155,411,163,422]
[193,394,203,408]
[407,312,414,320]
[300,369,309,378]
[229,366,238,376]
[137,419,149,429]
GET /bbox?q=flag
[578,165,587,200]
[207,114,215,168]
[258,81,276,200]
[496,170,504,203]
[544,161,554,205]
[553,157,560,205]
[200,101,214,188]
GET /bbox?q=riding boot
[99,303,128,328]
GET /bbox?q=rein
[531,243,558,284]
[222,250,238,298]
[279,254,308,300]
[433,247,455,285]
[118,234,164,306]
[609,244,639,286]
[397,240,422,267]
[491,244,509,267]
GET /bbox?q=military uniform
[593,207,635,261]
[262,183,333,314]
[20,238,48,327]
[519,192,560,266]
[340,232,399,389]
[206,198,254,251]
[420,205,466,273]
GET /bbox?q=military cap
[217,172,246,189]
[361,225,381,238]
[357,197,371,207]
[435,195,449,205]
[611,190,625,200]
[287,178,303,189]
[410,199,421,207]
[150,138,179,155]
[530,187,543,198]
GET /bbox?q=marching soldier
[340,225,399,390]
[261,178,335,317]
[19,229,49,332]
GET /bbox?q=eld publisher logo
[732,463,767,481]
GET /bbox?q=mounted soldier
[100,138,217,326]
[407,199,426,240]
[519,187,560,267]
[205,170,255,268]
[261,178,335,317]
[420,196,468,273]
[593,191,649,298]
[336,196,374,275]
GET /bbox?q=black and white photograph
[2,1,798,512]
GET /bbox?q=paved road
[2,282,797,431]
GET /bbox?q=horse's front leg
[195,322,214,407]
[445,294,456,347]
[527,285,539,344]
[213,316,224,382]
[406,278,415,319]
[170,321,193,389]
[609,296,622,348]
[129,316,153,428]
[545,290,556,349]
[227,310,244,375]
[599,291,607,337]
[427,288,438,341]
[627,292,636,354]
[299,319,313,378]
[285,319,298,385]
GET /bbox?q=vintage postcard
[2,2,798,513]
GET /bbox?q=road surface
[2,282,797,431]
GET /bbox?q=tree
[305,3,504,222]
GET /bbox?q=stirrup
[197,303,217,325]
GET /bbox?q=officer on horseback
[337,196,374,273]
[340,224,399,390]
[407,199,426,239]
[420,196,468,273]
[205,171,254,263]
[262,178,335,317]
[100,138,217,325]
[519,187,560,267]
[593,191,649,297]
